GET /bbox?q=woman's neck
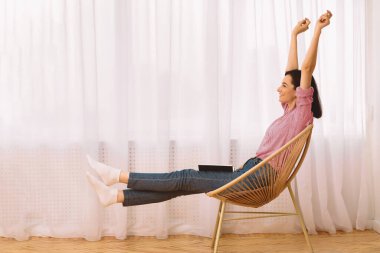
[287,100,296,111]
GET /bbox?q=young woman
[86,11,332,207]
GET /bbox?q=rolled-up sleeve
[295,87,314,126]
[296,87,314,106]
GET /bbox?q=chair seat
[218,187,278,208]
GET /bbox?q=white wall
[366,0,380,233]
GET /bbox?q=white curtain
[366,0,380,233]
[0,0,371,241]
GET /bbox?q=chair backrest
[207,124,313,208]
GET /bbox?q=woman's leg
[87,156,271,206]
[88,155,267,192]
[127,157,273,193]
[87,154,242,191]
[88,168,251,206]
[121,189,196,206]
[127,169,239,192]
[88,178,197,206]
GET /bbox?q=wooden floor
[1,230,380,253]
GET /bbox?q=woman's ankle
[117,190,125,203]
[119,171,129,184]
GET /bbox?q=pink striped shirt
[256,87,314,160]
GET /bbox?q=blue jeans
[123,157,269,206]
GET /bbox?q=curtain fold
[0,0,371,240]
[365,0,380,232]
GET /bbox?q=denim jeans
[123,157,268,206]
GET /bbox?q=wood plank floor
[1,230,380,253]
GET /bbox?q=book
[198,165,234,173]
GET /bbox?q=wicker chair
[207,124,314,253]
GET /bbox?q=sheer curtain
[366,0,380,233]
[0,0,371,241]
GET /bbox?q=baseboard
[373,220,380,233]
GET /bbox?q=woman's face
[277,75,296,104]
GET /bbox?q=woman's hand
[292,18,311,36]
[315,10,333,32]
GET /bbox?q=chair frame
[207,124,314,253]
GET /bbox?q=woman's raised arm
[300,10,332,89]
[286,18,311,72]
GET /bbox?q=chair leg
[213,200,226,253]
[211,201,223,248]
[288,184,314,253]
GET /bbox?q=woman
[86,11,332,207]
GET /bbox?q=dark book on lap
[198,165,234,172]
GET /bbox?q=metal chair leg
[288,184,314,253]
[211,201,223,248]
[213,200,226,253]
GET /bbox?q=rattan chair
[207,124,314,253]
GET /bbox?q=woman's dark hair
[284,69,322,118]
